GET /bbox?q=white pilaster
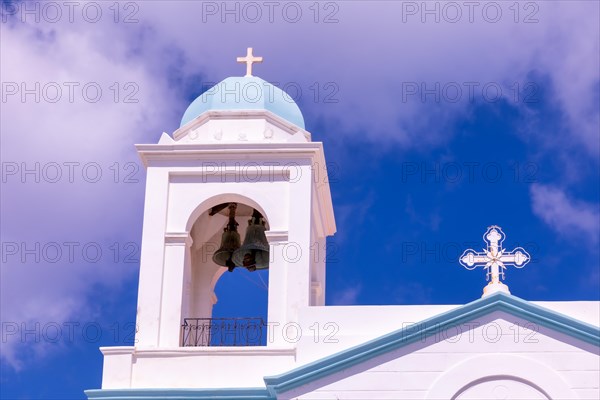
[159,232,192,347]
[135,167,169,348]
[266,230,290,346]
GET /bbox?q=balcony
[181,317,267,347]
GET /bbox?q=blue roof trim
[85,388,274,400]
[263,292,600,396]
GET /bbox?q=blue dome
[180,76,305,129]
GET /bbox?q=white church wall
[166,176,289,234]
[175,114,310,144]
[102,301,599,391]
[100,347,135,389]
[296,304,460,364]
[291,312,599,400]
[127,348,297,389]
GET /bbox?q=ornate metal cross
[460,225,530,297]
[237,47,263,77]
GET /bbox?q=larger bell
[232,210,269,272]
[212,203,241,272]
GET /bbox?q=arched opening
[454,376,549,400]
[181,200,270,347]
[426,354,578,400]
[210,262,269,346]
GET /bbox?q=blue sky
[1,1,599,398]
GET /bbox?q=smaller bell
[232,210,270,272]
[212,203,241,272]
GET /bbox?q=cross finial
[459,225,530,297]
[236,47,263,77]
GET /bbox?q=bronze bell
[232,210,270,272]
[212,203,241,272]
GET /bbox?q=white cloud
[530,184,599,244]
[0,13,181,369]
[331,285,361,305]
[133,1,599,156]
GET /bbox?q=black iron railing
[181,317,267,347]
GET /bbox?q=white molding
[164,232,192,246]
[135,143,326,166]
[133,347,297,358]
[173,109,310,141]
[100,345,296,358]
[100,346,135,356]
[169,168,291,181]
[266,230,289,243]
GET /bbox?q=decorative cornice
[99,346,135,356]
[265,230,289,243]
[98,345,296,359]
[173,109,311,141]
[136,142,326,167]
[132,346,296,358]
[168,168,292,181]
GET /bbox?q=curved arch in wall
[185,192,271,232]
[184,193,272,309]
[426,354,577,400]
[454,375,548,399]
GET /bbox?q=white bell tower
[95,49,335,392]
[96,48,336,390]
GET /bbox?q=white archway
[181,194,272,344]
[455,376,548,399]
[426,354,578,400]
[185,192,271,232]
[185,194,271,300]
